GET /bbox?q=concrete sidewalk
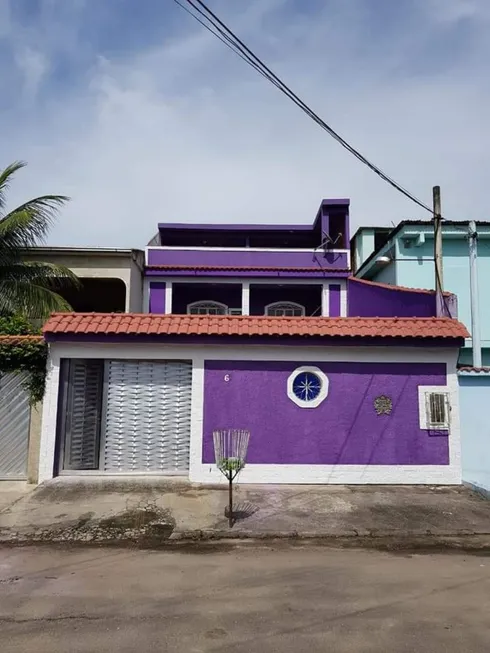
[1,478,490,547]
[0,482,35,512]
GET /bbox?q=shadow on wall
[347,278,457,318]
[54,278,126,312]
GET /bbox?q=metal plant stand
[213,429,250,528]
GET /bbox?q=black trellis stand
[213,429,250,528]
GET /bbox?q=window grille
[265,302,305,317]
[187,301,228,315]
[425,392,449,429]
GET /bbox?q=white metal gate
[102,361,192,473]
[0,372,30,479]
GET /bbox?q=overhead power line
[174,0,434,215]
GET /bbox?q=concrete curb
[2,528,490,552]
[170,528,490,540]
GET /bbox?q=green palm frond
[0,161,26,212]
[0,280,73,318]
[0,161,76,318]
[0,196,69,261]
[1,261,81,287]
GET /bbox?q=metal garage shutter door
[103,361,192,473]
[63,360,104,471]
[0,372,30,479]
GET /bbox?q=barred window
[265,302,305,317]
[425,392,449,429]
[187,301,228,315]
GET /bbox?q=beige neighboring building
[25,247,145,313]
[0,248,144,485]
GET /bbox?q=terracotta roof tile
[0,335,44,345]
[458,366,490,374]
[43,313,469,340]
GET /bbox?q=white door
[102,360,192,473]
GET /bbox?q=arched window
[265,301,305,317]
[187,301,228,315]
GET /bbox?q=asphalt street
[1,543,489,652]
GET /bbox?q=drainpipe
[468,221,482,368]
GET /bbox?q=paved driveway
[1,543,490,652]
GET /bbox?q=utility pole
[468,221,482,368]
[433,186,444,316]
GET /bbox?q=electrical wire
[174,0,473,302]
[172,0,282,84]
[174,0,434,214]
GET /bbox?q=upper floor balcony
[145,199,351,279]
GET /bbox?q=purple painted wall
[149,282,165,314]
[348,278,437,317]
[329,284,341,317]
[147,248,349,271]
[202,361,448,466]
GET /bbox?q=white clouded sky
[0,0,489,246]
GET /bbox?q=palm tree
[0,161,79,319]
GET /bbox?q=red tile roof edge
[43,313,469,340]
[458,366,490,374]
[349,276,455,297]
[0,335,44,345]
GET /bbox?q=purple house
[38,200,468,485]
[145,199,352,318]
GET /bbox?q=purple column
[149,282,166,314]
[329,284,341,317]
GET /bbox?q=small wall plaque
[374,395,393,416]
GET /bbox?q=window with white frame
[187,301,228,315]
[418,387,450,430]
[265,301,305,317]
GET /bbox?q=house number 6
[224,374,230,382]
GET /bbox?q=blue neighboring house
[352,220,490,495]
[352,220,490,366]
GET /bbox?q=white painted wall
[39,342,461,485]
[128,255,144,312]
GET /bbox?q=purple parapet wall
[328,284,341,317]
[149,282,166,313]
[202,360,449,466]
[348,278,439,317]
[147,248,349,271]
